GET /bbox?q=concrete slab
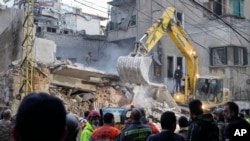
[51,65,120,83]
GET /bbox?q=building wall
[43,32,133,74]
[76,16,100,35]
[0,8,23,72]
[107,0,250,98]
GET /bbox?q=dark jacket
[147,130,185,141]
[117,121,152,141]
[187,113,219,141]
[223,117,250,141]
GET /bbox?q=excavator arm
[117,7,200,97]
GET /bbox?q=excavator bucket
[117,56,152,85]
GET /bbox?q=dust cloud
[91,40,134,74]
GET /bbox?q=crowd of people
[0,92,250,141]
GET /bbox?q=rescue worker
[139,107,160,134]
[117,108,152,141]
[86,52,92,66]
[91,113,120,141]
[174,65,183,92]
[80,110,100,141]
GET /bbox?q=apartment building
[107,0,250,99]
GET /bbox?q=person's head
[161,111,177,132]
[88,110,100,127]
[189,99,203,119]
[65,114,80,141]
[2,109,12,120]
[178,116,188,128]
[130,108,142,122]
[13,93,66,141]
[84,111,90,119]
[103,113,115,126]
[213,108,224,122]
[245,109,250,116]
[223,102,239,122]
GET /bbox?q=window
[47,27,56,33]
[129,15,136,26]
[203,0,244,18]
[167,56,174,78]
[56,57,61,60]
[211,47,227,65]
[232,0,244,17]
[177,12,184,26]
[203,0,223,17]
[210,46,248,66]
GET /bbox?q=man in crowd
[12,93,67,141]
[0,109,12,141]
[147,111,185,141]
[187,99,219,141]
[117,108,152,141]
[213,108,225,141]
[65,114,80,141]
[223,102,250,141]
[80,110,100,141]
[178,116,189,141]
[91,113,120,141]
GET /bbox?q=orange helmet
[88,110,100,118]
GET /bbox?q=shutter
[210,48,213,66]
[234,47,239,65]
[225,47,228,65]
[240,0,244,17]
[232,0,240,16]
[243,47,248,65]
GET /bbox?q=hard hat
[88,110,100,118]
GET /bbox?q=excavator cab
[100,107,131,130]
[173,76,232,110]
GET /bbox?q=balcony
[108,0,135,7]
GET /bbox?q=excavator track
[117,56,152,85]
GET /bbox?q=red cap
[88,110,100,118]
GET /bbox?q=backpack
[197,119,219,141]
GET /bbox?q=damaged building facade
[0,0,133,115]
[107,0,250,100]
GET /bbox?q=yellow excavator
[116,7,232,110]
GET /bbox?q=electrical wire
[152,0,230,46]
[77,0,109,10]
[191,0,250,44]
[74,0,108,14]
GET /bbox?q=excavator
[116,7,232,111]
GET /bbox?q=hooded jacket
[187,113,219,141]
[80,122,95,141]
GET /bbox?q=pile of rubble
[0,60,132,117]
